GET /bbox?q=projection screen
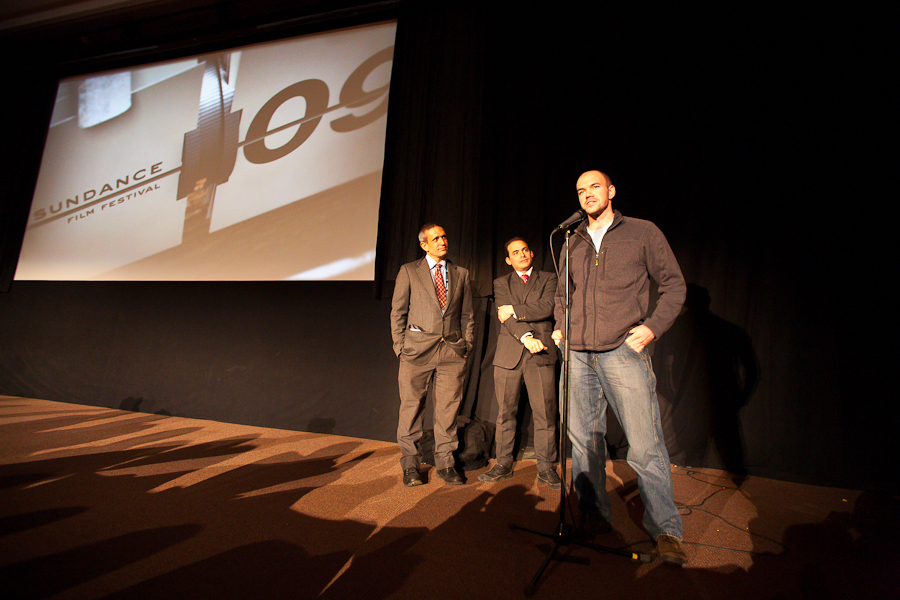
[15,21,397,281]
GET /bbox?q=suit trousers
[397,342,467,470]
[493,353,558,471]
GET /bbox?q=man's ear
[608,184,616,200]
[505,256,513,266]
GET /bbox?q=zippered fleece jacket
[553,210,686,352]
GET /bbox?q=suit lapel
[446,261,459,305]
[512,270,531,304]
[523,270,540,303]
[415,258,441,310]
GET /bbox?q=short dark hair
[504,237,528,255]
[418,223,442,244]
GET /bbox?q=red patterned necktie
[521,273,529,284]
[434,263,447,310]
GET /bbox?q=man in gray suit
[479,238,560,488]
[391,224,475,486]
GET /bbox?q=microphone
[556,209,586,230]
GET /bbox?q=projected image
[16,21,396,281]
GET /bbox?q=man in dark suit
[479,238,560,488]
[391,223,475,487]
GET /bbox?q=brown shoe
[578,507,612,536]
[656,534,687,566]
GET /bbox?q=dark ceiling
[1,0,398,74]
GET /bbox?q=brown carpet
[0,396,896,599]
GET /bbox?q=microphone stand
[509,225,651,597]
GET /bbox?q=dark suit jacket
[493,270,558,368]
[391,257,475,365]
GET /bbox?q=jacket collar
[574,209,623,240]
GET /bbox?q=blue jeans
[566,343,683,540]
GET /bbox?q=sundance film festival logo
[28,46,393,231]
[31,162,164,224]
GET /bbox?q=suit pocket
[445,338,467,359]
[401,330,422,355]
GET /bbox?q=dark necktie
[434,264,447,310]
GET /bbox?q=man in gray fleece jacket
[552,170,688,566]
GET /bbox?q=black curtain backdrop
[0,2,894,493]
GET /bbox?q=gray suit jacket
[391,257,475,365]
[493,270,558,369]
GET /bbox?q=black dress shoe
[537,469,562,489]
[478,463,513,482]
[403,468,423,487]
[435,467,464,485]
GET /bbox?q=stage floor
[0,396,896,599]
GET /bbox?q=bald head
[577,170,612,187]
[576,170,616,222]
